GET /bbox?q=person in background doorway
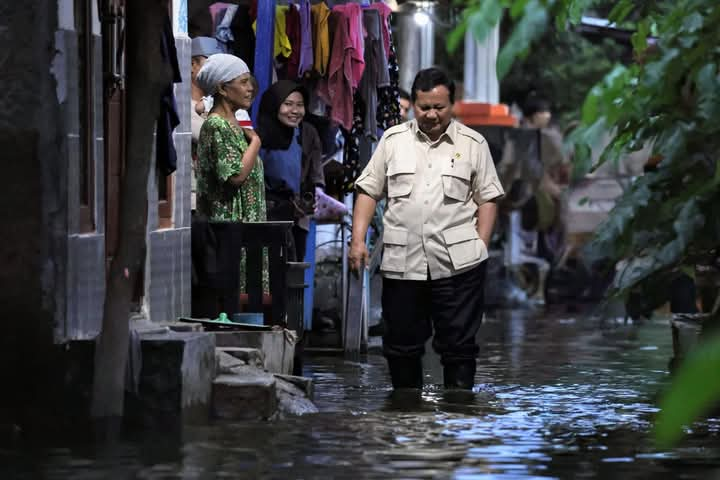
[256,80,325,262]
[190,36,224,211]
[195,53,268,292]
[350,68,504,391]
[398,88,411,122]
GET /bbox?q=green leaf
[510,0,531,19]
[580,65,630,124]
[468,0,504,44]
[696,63,720,123]
[643,48,680,92]
[496,0,550,79]
[567,117,607,176]
[567,0,596,25]
[681,11,704,33]
[447,15,469,53]
[450,1,505,53]
[655,334,720,447]
[632,19,650,54]
[607,0,634,25]
[653,121,692,165]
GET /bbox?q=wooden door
[104,0,126,260]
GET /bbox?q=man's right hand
[348,241,369,274]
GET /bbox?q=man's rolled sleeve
[473,140,505,205]
[354,136,388,201]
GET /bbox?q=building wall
[143,11,192,324]
[0,0,67,417]
[56,3,107,339]
[58,0,194,335]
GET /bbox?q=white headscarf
[196,53,250,97]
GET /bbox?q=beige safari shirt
[355,119,504,280]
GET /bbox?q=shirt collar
[411,119,457,145]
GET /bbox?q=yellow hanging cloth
[253,6,292,59]
[311,2,331,75]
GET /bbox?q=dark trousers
[381,262,487,365]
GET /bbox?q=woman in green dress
[196,53,269,292]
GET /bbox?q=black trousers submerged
[381,262,487,365]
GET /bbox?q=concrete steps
[211,344,317,420]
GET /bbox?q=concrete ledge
[128,331,216,426]
[62,331,216,428]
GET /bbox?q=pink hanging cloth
[333,3,365,88]
[368,2,392,61]
[317,5,366,130]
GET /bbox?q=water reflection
[3,311,720,479]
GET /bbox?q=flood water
[4,311,720,479]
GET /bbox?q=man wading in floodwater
[349,68,504,391]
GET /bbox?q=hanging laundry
[359,8,388,140]
[368,2,393,61]
[342,92,365,192]
[310,2,331,76]
[297,0,314,77]
[215,4,238,49]
[209,2,233,32]
[249,0,258,21]
[229,5,255,71]
[376,12,402,131]
[157,13,182,176]
[285,4,302,78]
[253,6,292,59]
[317,11,353,130]
[333,3,365,88]
[317,5,365,130]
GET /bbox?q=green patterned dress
[197,114,269,293]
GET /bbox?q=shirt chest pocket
[441,160,472,202]
[386,157,416,198]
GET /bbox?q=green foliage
[496,0,549,78]
[501,31,624,128]
[454,0,720,301]
[655,333,720,447]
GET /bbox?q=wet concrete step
[213,368,278,421]
[214,330,296,374]
[217,347,265,368]
[212,367,318,420]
